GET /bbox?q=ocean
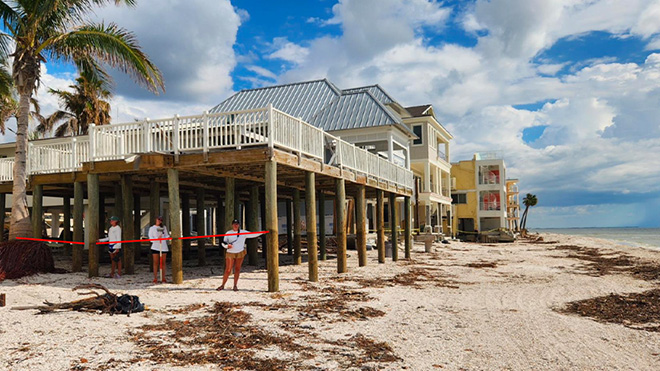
[533,228,660,250]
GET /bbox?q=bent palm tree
[520,193,538,231]
[1,0,164,239]
[41,73,112,137]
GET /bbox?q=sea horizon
[532,227,660,249]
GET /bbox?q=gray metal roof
[210,79,416,137]
[209,79,341,122]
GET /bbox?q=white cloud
[267,38,310,65]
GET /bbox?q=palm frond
[43,22,164,94]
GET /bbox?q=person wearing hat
[99,216,122,278]
[217,219,265,291]
[148,216,170,283]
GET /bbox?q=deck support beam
[404,196,412,260]
[336,178,347,273]
[121,175,135,274]
[305,172,318,281]
[390,193,398,262]
[224,177,235,262]
[63,196,71,255]
[72,182,84,272]
[247,185,259,266]
[31,184,43,238]
[265,160,279,292]
[182,193,191,259]
[0,193,4,243]
[293,188,302,265]
[196,188,206,266]
[376,190,385,264]
[285,199,293,255]
[318,192,326,261]
[149,178,160,270]
[167,169,183,284]
[356,184,367,267]
[87,174,100,278]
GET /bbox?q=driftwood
[12,284,120,314]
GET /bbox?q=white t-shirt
[99,225,122,250]
[148,225,170,252]
[223,229,264,253]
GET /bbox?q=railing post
[297,117,303,156]
[203,110,209,155]
[267,104,274,150]
[89,124,96,163]
[173,114,180,160]
[336,138,342,168]
[143,118,151,153]
[72,137,77,171]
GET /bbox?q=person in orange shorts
[217,219,265,291]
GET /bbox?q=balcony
[480,201,501,211]
[437,147,447,162]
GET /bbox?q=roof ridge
[237,78,334,93]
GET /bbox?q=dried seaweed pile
[335,267,461,289]
[557,289,660,332]
[0,240,57,280]
[130,298,400,370]
[554,245,660,281]
[465,261,498,269]
[13,284,121,314]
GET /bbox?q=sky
[3,0,660,228]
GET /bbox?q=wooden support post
[182,193,191,258]
[265,160,279,292]
[196,188,206,266]
[72,182,84,272]
[404,196,412,260]
[318,192,326,261]
[121,175,135,274]
[63,196,71,256]
[390,193,398,262]
[247,185,259,266]
[31,184,43,238]
[168,169,183,284]
[336,179,347,273]
[99,193,105,237]
[293,189,302,265]
[215,193,224,241]
[0,193,5,243]
[285,199,293,255]
[356,185,367,267]
[149,179,159,270]
[114,184,123,223]
[376,190,385,264]
[305,172,318,282]
[87,174,100,278]
[134,193,141,262]
[224,177,235,262]
[260,192,267,260]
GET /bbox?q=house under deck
[0,105,414,292]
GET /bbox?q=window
[478,165,500,185]
[412,125,423,145]
[479,191,501,210]
[451,193,467,204]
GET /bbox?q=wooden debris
[12,284,123,315]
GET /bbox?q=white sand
[2,233,660,370]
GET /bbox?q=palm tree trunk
[9,92,33,240]
[520,206,530,231]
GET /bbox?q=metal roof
[209,79,341,122]
[210,79,416,137]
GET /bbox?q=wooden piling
[285,199,293,255]
[247,185,260,266]
[404,196,412,260]
[87,174,100,278]
[293,188,302,265]
[196,188,206,266]
[260,192,267,260]
[336,179,347,273]
[265,160,279,292]
[167,169,183,284]
[356,184,367,267]
[376,190,385,264]
[224,177,235,263]
[182,193,191,258]
[63,196,71,255]
[121,175,135,274]
[0,193,5,243]
[72,182,84,272]
[31,184,43,238]
[305,172,318,282]
[149,179,159,270]
[389,193,398,262]
[133,193,141,262]
[318,192,326,261]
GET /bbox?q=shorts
[110,248,123,263]
[225,250,247,259]
[151,249,168,255]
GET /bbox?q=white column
[405,146,410,169]
[387,132,394,162]
[51,210,60,238]
[424,162,431,193]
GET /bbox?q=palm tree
[0,56,15,129]
[1,0,164,239]
[520,193,538,231]
[41,73,112,137]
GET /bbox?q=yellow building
[451,152,508,237]
[506,179,520,231]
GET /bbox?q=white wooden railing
[0,105,414,190]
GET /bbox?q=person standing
[217,219,265,291]
[99,216,122,278]
[148,216,170,284]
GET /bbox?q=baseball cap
[232,219,240,224]
[156,215,163,221]
[110,216,120,222]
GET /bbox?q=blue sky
[5,0,660,228]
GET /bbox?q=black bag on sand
[114,294,145,314]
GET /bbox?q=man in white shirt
[99,216,122,279]
[217,219,265,291]
[148,216,170,284]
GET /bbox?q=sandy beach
[2,233,660,370]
